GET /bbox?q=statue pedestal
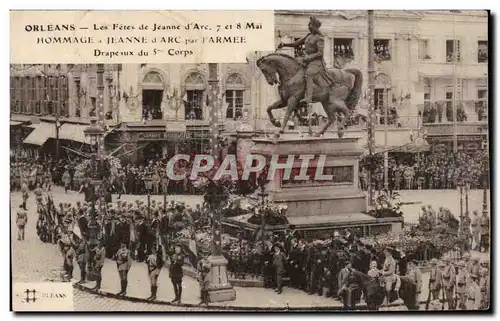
[223,134,403,238]
[207,255,236,302]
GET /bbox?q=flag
[189,238,197,257]
[72,223,82,240]
[182,92,188,103]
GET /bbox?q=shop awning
[23,123,56,146]
[10,121,22,126]
[59,123,89,144]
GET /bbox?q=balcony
[423,121,488,136]
[417,62,488,79]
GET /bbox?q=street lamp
[162,176,169,210]
[144,175,153,218]
[457,180,464,220]
[84,119,105,246]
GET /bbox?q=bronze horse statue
[256,53,363,138]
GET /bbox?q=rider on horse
[382,247,401,304]
[278,16,334,104]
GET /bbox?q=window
[30,77,36,114]
[34,76,41,114]
[446,40,460,62]
[225,90,243,119]
[143,71,163,84]
[10,77,14,109]
[418,39,429,60]
[184,72,206,120]
[374,39,391,61]
[90,97,96,117]
[185,90,204,120]
[374,88,387,110]
[293,37,305,58]
[24,77,30,113]
[476,88,487,121]
[41,76,47,115]
[333,38,354,60]
[478,41,488,63]
[60,76,69,117]
[225,73,245,119]
[445,90,453,112]
[75,79,81,117]
[424,85,431,109]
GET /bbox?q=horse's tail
[344,68,363,111]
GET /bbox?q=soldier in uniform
[470,257,480,277]
[277,16,333,104]
[471,211,480,250]
[441,256,456,310]
[479,211,489,252]
[381,247,397,303]
[63,241,75,280]
[169,243,185,303]
[406,260,422,301]
[16,204,28,241]
[478,267,489,309]
[466,274,482,310]
[146,245,165,301]
[461,211,472,250]
[287,238,300,289]
[196,250,211,306]
[456,260,468,309]
[429,258,442,300]
[273,243,287,294]
[114,241,132,296]
[21,181,29,210]
[75,240,89,284]
[92,240,106,291]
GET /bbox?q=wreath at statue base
[247,215,288,226]
[367,208,403,219]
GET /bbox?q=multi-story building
[10,10,488,162]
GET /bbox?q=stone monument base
[222,213,404,239]
[207,255,236,302]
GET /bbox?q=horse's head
[256,56,279,86]
[256,53,301,86]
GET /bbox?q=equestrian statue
[256,16,363,138]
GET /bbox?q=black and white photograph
[9,10,491,312]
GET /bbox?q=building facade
[10,10,489,162]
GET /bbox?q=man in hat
[169,243,185,303]
[75,239,89,284]
[479,211,489,252]
[471,210,480,250]
[456,260,468,309]
[406,260,422,300]
[61,240,75,280]
[16,204,28,241]
[461,211,472,249]
[114,241,132,296]
[469,257,480,277]
[287,238,301,289]
[277,16,333,105]
[196,250,211,306]
[429,258,442,300]
[381,247,397,303]
[89,239,106,291]
[146,244,165,301]
[478,267,489,309]
[441,255,456,309]
[466,274,482,310]
[273,243,287,294]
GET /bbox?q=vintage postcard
[10,9,491,312]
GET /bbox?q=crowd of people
[360,151,488,191]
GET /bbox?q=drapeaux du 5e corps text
[10,10,491,312]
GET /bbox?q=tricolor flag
[72,223,82,240]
